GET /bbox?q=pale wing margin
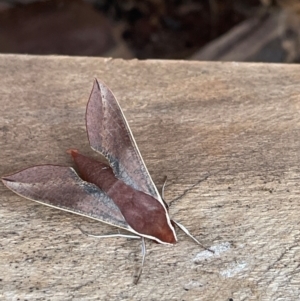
[86,79,161,201]
[2,165,132,231]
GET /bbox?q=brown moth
[2,79,208,283]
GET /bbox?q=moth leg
[79,224,146,283]
[173,220,214,253]
[77,225,141,239]
[134,237,146,285]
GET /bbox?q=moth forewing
[86,79,177,243]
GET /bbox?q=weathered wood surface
[1,55,300,301]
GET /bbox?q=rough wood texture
[1,54,300,301]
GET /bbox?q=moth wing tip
[93,78,102,90]
[1,176,16,188]
[2,174,14,181]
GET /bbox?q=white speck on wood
[192,241,231,263]
[220,261,247,278]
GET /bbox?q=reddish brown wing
[86,79,160,200]
[2,165,133,232]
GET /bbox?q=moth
[2,79,209,283]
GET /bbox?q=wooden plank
[1,54,300,300]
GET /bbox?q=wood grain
[1,54,300,300]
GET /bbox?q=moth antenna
[173,220,214,254]
[134,237,146,285]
